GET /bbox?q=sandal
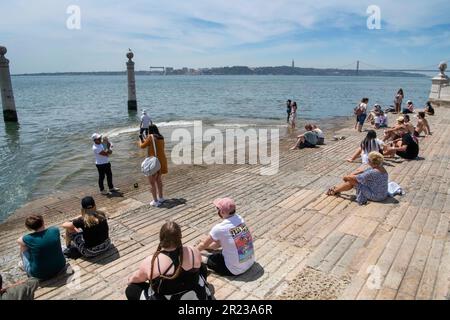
[326,187,341,196]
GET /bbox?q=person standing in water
[290,101,298,129]
[140,109,152,138]
[286,100,292,123]
[394,89,404,114]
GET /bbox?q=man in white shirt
[140,110,152,138]
[92,133,120,195]
[197,198,255,276]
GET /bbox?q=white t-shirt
[359,103,368,113]
[314,128,324,139]
[375,115,387,126]
[93,143,109,165]
[361,138,384,164]
[141,114,152,128]
[210,214,255,275]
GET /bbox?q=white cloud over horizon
[1,0,449,73]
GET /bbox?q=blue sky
[1,0,450,73]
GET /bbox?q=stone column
[0,46,18,122]
[126,50,137,110]
[429,61,450,108]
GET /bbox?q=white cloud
[1,0,449,72]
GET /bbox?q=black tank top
[151,247,200,295]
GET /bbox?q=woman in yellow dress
[139,124,168,207]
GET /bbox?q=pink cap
[213,197,236,215]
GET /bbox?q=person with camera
[139,124,168,207]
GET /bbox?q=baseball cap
[213,197,236,215]
[91,133,102,141]
[81,196,96,209]
[407,100,412,104]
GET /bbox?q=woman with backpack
[139,124,168,207]
[354,98,369,132]
[125,221,212,300]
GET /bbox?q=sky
[1,0,450,74]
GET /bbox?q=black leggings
[126,282,150,300]
[207,253,234,276]
[96,163,114,191]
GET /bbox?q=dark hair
[305,123,313,131]
[148,124,163,139]
[397,88,404,95]
[150,221,183,284]
[404,114,410,122]
[292,101,297,107]
[287,99,291,103]
[361,98,369,103]
[418,111,425,119]
[25,214,44,231]
[361,130,379,153]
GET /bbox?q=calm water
[0,74,431,221]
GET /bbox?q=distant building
[166,67,174,73]
[292,59,295,68]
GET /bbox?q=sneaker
[109,187,120,192]
[150,200,161,207]
[101,190,111,195]
[158,197,166,204]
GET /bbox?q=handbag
[141,134,161,176]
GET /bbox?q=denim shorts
[356,113,367,125]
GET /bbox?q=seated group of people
[126,197,255,300]
[13,196,255,301]
[15,196,111,282]
[290,124,325,150]
[328,104,435,206]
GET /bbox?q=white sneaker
[158,197,166,203]
[109,187,120,192]
[150,200,161,207]
[101,190,111,195]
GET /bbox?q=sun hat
[396,116,404,123]
[213,197,236,215]
[91,133,102,141]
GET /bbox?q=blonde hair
[368,151,384,167]
[81,207,106,228]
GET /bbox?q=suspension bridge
[331,60,447,73]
